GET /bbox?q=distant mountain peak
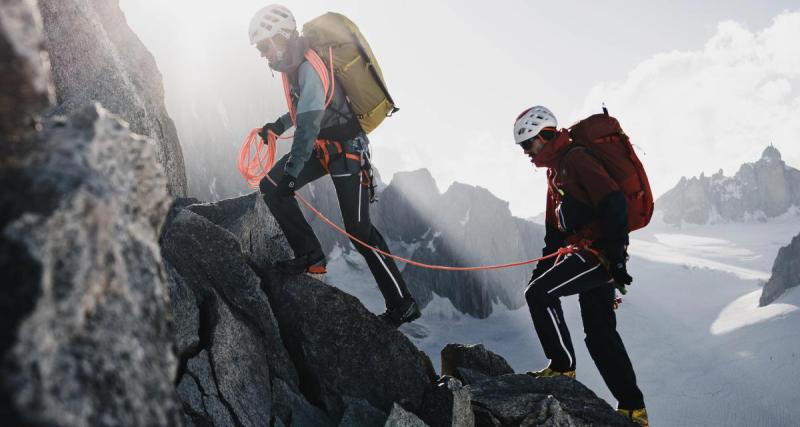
[656,144,800,225]
[761,144,782,162]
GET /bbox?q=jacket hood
[532,129,572,169]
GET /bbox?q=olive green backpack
[302,13,398,134]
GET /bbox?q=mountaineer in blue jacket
[249,5,420,327]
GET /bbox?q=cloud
[577,12,800,197]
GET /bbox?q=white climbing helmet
[513,106,558,145]
[249,4,296,45]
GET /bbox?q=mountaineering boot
[273,251,327,275]
[617,408,649,427]
[526,366,576,379]
[378,299,421,327]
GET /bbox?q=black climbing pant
[525,250,645,410]
[261,147,412,310]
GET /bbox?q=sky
[119,0,800,217]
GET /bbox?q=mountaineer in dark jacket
[513,106,648,426]
[248,4,419,327]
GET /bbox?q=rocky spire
[761,144,782,162]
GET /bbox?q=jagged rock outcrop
[160,207,299,426]
[417,377,474,427]
[338,398,389,427]
[159,195,438,425]
[263,272,434,419]
[2,4,180,424]
[760,232,800,306]
[0,101,181,424]
[657,145,800,225]
[185,193,291,269]
[0,0,54,139]
[160,192,632,426]
[384,403,429,426]
[469,375,633,427]
[37,0,187,196]
[441,344,515,384]
[439,343,634,427]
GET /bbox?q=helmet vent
[512,105,557,145]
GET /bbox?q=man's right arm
[284,62,326,178]
[276,113,292,131]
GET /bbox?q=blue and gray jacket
[277,60,363,178]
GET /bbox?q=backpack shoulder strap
[558,145,591,171]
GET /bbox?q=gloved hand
[259,120,286,140]
[606,244,632,289]
[276,173,297,198]
[610,260,633,288]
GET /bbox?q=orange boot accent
[307,264,327,274]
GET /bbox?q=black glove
[606,244,632,289]
[610,260,633,288]
[276,173,297,198]
[259,120,286,140]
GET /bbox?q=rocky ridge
[37,0,187,196]
[760,232,800,306]
[157,193,635,426]
[657,146,800,225]
[0,0,54,139]
[2,2,180,424]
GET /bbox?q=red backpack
[568,109,654,234]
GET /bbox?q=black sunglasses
[519,136,538,151]
[519,129,556,151]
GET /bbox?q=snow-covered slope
[325,209,800,427]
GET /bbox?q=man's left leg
[525,252,608,374]
[331,172,419,326]
[579,284,645,411]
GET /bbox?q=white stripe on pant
[548,306,573,368]
[371,248,403,298]
[547,264,601,295]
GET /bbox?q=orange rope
[238,48,338,188]
[261,171,577,271]
[279,47,336,137]
[238,129,277,189]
